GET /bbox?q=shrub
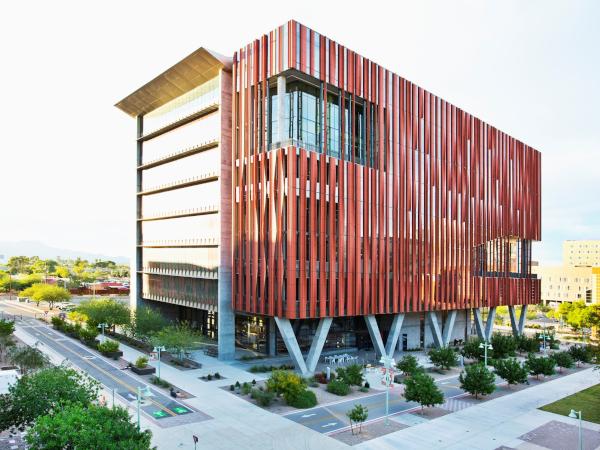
[51,316,65,330]
[241,382,252,395]
[550,351,574,372]
[215,372,221,379]
[286,389,317,408]
[490,333,517,359]
[517,335,540,353]
[97,340,120,353]
[493,358,528,386]
[150,376,170,388]
[134,356,149,369]
[235,381,241,388]
[251,378,256,385]
[265,370,306,396]
[251,388,275,407]
[78,327,99,343]
[326,379,350,396]
[249,365,270,373]
[459,363,496,399]
[364,381,370,389]
[314,371,335,384]
[396,354,423,376]
[207,374,213,381]
[229,384,235,391]
[428,347,459,371]
[526,354,556,379]
[359,386,369,393]
[336,364,364,386]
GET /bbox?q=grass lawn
[539,383,600,424]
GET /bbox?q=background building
[563,240,600,267]
[117,20,541,371]
[534,239,600,305]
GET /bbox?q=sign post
[379,355,396,426]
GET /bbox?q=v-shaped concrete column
[365,314,404,359]
[273,317,332,375]
[508,305,528,337]
[427,311,458,348]
[473,307,496,341]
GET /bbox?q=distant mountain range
[0,241,129,264]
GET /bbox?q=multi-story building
[563,240,600,267]
[116,21,541,372]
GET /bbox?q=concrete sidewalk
[357,367,600,450]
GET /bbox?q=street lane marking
[301,413,316,418]
[28,326,178,418]
[322,422,338,428]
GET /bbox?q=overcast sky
[1,0,598,264]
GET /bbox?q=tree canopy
[76,298,130,329]
[151,322,202,360]
[0,365,100,431]
[20,284,70,308]
[459,363,496,399]
[25,404,153,450]
[403,372,444,413]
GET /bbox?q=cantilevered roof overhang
[115,47,232,117]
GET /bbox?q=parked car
[58,303,77,311]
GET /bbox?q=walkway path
[356,366,600,450]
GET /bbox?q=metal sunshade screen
[232,20,541,319]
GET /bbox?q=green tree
[396,354,423,376]
[403,372,444,414]
[490,333,517,359]
[151,322,201,361]
[428,346,458,371]
[54,266,70,278]
[7,256,32,275]
[517,335,540,354]
[556,302,574,322]
[0,319,16,362]
[20,284,71,308]
[459,363,496,399]
[347,404,369,435]
[77,298,130,330]
[493,358,528,387]
[130,306,168,339]
[526,354,556,379]
[0,365,100,431]
[461,337,484,361]
[550,351,574,373]
[8,346,49,375]
[568,345,593,366]
[25,404,152,450]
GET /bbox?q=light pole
[379,355,396,426]
[136,385,154,430]
[97,323,108,341]
[479,341,493,366]
[568,409,583,450]
[153,345,166,380]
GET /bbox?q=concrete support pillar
[277,75,286,144]
[305,318,333,373]
[365,315,386,358]
[441,310,457,346]
[473,307,496,341]
[385,314,405,357]
[268,318,277,357]
[485,307,496,341]
[274,317,308,374]
[427,312,443,348]
[508,305,528,337]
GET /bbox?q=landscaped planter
[131,365,156,375]
[101,350,123,360]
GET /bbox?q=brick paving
[519,420,600,450]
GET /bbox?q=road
[1,300,211,428]
[285,368,501,434]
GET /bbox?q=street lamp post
[568,409,583,450]
[136,385,154,430]
[479,341,493,366]
[97,323,108,341]
[153,345,166,380]
[379,355,396,426]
